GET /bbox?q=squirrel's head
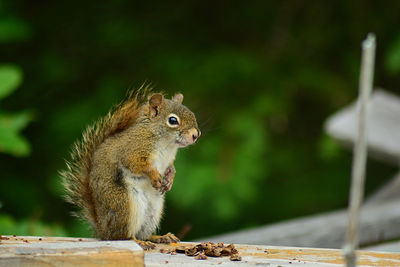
[145,93,200,147]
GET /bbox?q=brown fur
[60,84,151,232]
[61,84,200,241]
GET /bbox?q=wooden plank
[0,235,143,267]
[198,199,400,249]
[364,240,400,252]
[1,236,399,266]
[0,235,96,244]
[325,89,400,164]
[145,242,400,266]
[366,171,400,204]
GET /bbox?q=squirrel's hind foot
[149,232,180,244]
[134,239,156,250]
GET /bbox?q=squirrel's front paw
[150,173,163,190]
[161,165,175,194]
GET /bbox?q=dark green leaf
[0,112,32,156]
[0,17,31,43]
[0,65,23,100]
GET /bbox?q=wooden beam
[198,199,400,249]
[0,236,143,267]
[1,236,399,266]
[145,242,400,266]
[325,89,400,165]
[365,240,400,252]
[366,171,400,204]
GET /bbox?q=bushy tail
[60,84,151,230]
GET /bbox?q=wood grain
[199,199,400,249]
[0,236,143,267]
[145,242,400,266]
[325,89,400,164]
[1,236,399,266]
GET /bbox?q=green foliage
[0,17,31,43]
[0,111,32,156]
[0,213,66,236]
[0,65,32,156]
[0,0,399,240]
[0,64,34,234]
[0,65,22,99]
[171,107,269,222]
[385,34,400,74]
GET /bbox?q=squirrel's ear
[148,93,164,117]
[172,93,183,104]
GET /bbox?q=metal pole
[343,33,376,267]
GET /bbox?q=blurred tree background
[1,1,400,240]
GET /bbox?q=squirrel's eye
[168,115,179,126]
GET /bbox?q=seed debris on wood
[230,253,242,261]
[0,235,9,240]
[160,241,241,261]
[195,252,208,260]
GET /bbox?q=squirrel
[60,86,200,249]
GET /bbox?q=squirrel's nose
[191,129,201,142]
[186,128,200,145]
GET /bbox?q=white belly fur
[121,142,179,239]
[152,141,179,175]
[121,165,164,239]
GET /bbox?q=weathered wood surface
[365,240,400,252]
[2,236,399,266]
[146,242,400,266]
[0,235,143,267]
[199,199,400,249]
[325,89,400,164]
[366,171,400,204]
